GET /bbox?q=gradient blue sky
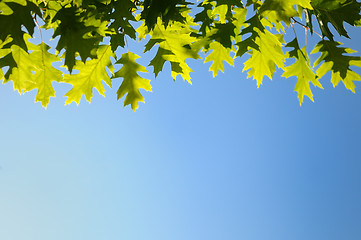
[1,6,361,240]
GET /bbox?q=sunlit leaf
[243,29,285,87]
[26,43,63,108]
[62,45,114,105]
[312,40,361,92]
[114,52,152,111]
[205,41,234,77]
[282,38,323,105]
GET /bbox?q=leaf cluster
[0,0,361,110]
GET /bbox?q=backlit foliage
[0,0,360,110]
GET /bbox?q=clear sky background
[1,6,361,240]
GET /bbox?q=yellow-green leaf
[282,39,322,105]
[0,68,4,81]
[204,41,234,77]
[146,18,200,83]
[312,40,361,93]
[243,29,285,87]
[114,52,152,111]
[62,45,114,105]
[26,43,63,108]
[4,44,36,93]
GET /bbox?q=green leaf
[62,45,114,105]
[0,0,360,110]
[148,47,171,77]
[0,35,12,58]
[204,41,234,77]
[282,38,323,105]
[146,18,200,83]
[210,22,236,48]
[41,0,63,29]
[2,39,37,93]
[140,0,190,30]
[259,0,298,24]
[236,14,264,57]
[108,0,136,52]
[0,0,27,15]
[52,6,108,71]
[25,43,63,108]
[243,29,285,87]
[194,2,213,36]
[0,1,38,51]
[0,36,16,80]
[259,0,312,24]
[114,52,152,111]
[0,68,4,81]
[232,7,248,34]
[312,40,361,92]
[312,0,361,39]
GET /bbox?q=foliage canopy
[0,0,361,110]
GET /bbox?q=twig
[291,17,323,38]
[33,14,43,43]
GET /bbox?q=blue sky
[1,6,361,240]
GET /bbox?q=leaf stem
[291,17,323,38]
[33,14,43,43]
[125,35,129,53]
